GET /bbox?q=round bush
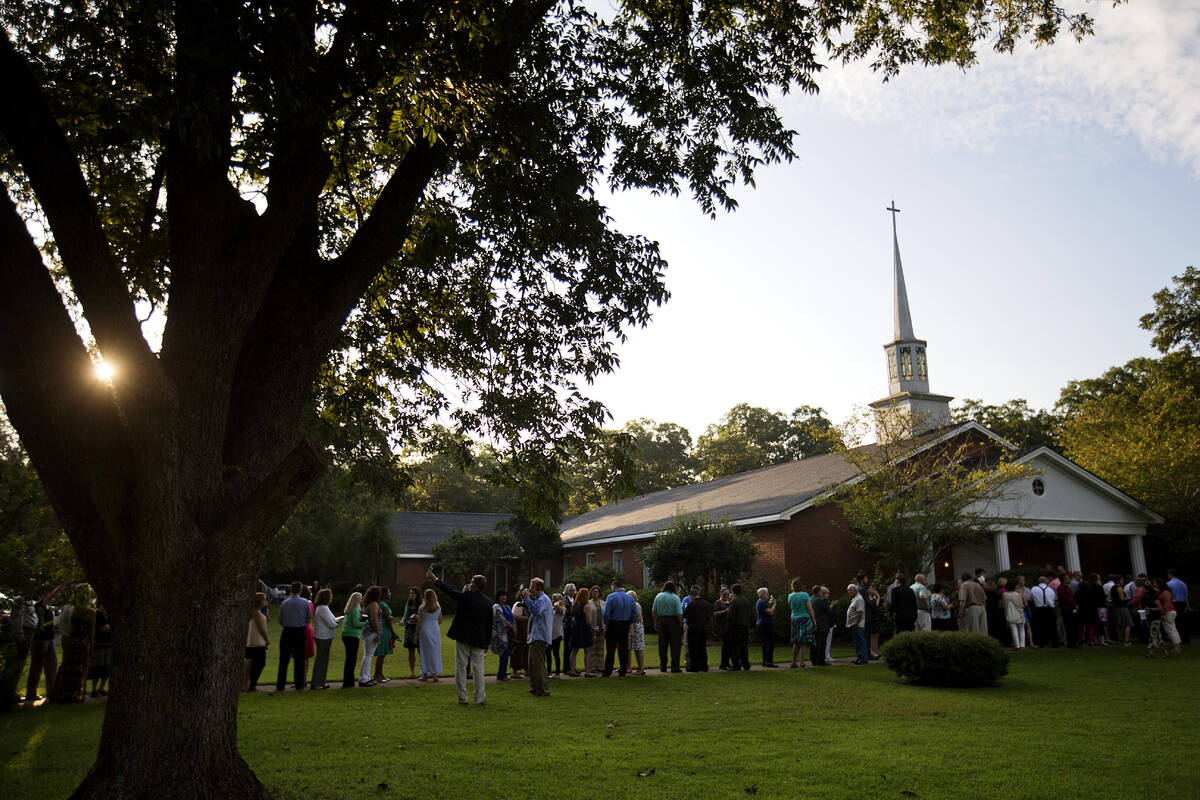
[880,630,1009,687]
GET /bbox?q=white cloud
[800,1,1200,174]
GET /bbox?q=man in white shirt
[1029,576,1058,648]
[846,584,869,665]
[910,575,932,631]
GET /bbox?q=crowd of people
[6,562,1188,708]
[878,566,1190,657]
[3,585,113,705]
[252,563,1191,706]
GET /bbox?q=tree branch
[0,183,129,561]
[0,31,154,374]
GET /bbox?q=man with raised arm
[429,570,493,705]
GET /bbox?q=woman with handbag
[358,586,381,687]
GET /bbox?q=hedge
[880,630,1009,687]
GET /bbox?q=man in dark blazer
[429,571,493,705]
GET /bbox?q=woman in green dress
[372,586,398,683]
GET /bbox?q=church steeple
[891,204,916,342]
[870,202,952,441]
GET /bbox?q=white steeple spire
[889,201,916,342]
[870,201,952,441]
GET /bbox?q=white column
[993,532,1011,573]
[1063,534,1081,573]
[1128,535,1147,576]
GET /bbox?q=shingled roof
[560,450,860,546]
[559,422,994,546]
[389,511,513,557]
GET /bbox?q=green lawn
[4,627,1197,799]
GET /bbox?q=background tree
[396,427,520,513]
[1140,265,1200,356]
[0,414,84,603]
[828,409,1036,577]
[562,418,696,514]
[639,510,759,593]
[695,403,840,480]
[952,398,1064,450]
[0,1,1100,795]
[430,529,520,581]
[496,510,564,581]
[1057,268,1200,574]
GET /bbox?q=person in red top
[1155,578,1181,655]
[1056,574,1079,648]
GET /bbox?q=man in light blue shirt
[276,582,312,691]
[602,580,637,677]
[526,578,554,697]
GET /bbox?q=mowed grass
[3,632,1197,800]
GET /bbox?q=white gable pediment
[967,449,1161,534]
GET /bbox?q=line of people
[882,566,1190,656]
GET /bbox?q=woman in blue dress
[417,589,442,681]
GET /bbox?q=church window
[900,348,913,381]
[916,348,927,380]
[887,350,898,381]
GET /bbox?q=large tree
[0,1,1100,796]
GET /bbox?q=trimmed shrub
[881,630,1009,687]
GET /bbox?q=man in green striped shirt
[652,582,684,672]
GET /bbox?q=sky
[585,0,1200,440]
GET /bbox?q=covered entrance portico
[951,447,1161,579]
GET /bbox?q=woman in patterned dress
[627,590,646,675]
[402,587,421,678]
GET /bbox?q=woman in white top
[310,588,342,689]
[244,591,269,691]
[1001,585,1027,650]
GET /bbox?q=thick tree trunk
[69,534,269,800]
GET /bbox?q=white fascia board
[1014,448,1165,524]
[561,512,789,549]
[397,553,435,559]
[988,518,1148,536]
[561,531,660,549]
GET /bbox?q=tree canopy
[639,510,758,592]
[0,0,1103,796]
[1058,269,1200,573]
[1140,265,1200,357]
[952,398,1063,451]
[695,403,840,480]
